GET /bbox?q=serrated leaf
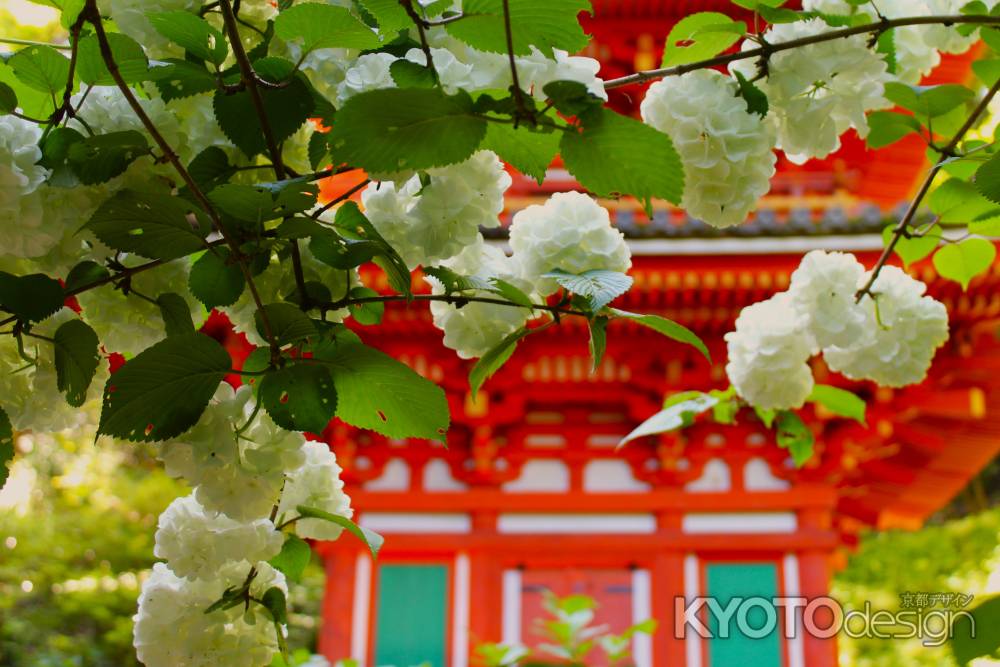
[588,316,607,373]
[489,278,533,308]
[975,151,1000,205]
[468,326,534,398]
[213,58,314,158]
[76,33,149,86]
[149,60,217,102]
[618,392,718,448]
[66,130,151,184]
[187,146,235,191]
[932,238,997,290]
[807,384,866,425]
[885,82,974,120]
[423,266,493,294]
[332,202,411,295]
[327,88,487,173]
[189,248,246,309]
[149,11,228,65]
[542,80,603,116]
[0,407,12,488]
[662,12,743,67]
[0,61,51,118]
[259,363,337,433]
[390,59,436,88]
[84,190,212,260]
[883,224,940,268]
[480,119,559,184]
[445,0,591,57]
[542,269,632,311]
[866,110,923,149]
[296,505,384,559]
[255,303,317,346]
[98,333,230,442]
[157,293,196,337]
[610,309,711,362]
[347,287,384,325]
[64,260,110,293]
[0,82,17,114]
[356,0,412,33]
[9,45,70,97]
[269,534,311,583]
[53,319,100,407]
[732,70,768,117]
[0,272,65,323]
[275,3,381,52]
[308,131,329,171]
[313,339,449,441]
[561,108,684,205]
[775,410,814,467]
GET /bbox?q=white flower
[789,250,870,349]
[823,266,949,387]
[428,237,532,359]
[169,94,235,159]
[725,293,816,410]
[299,47,352,107]
[730,19,891,164]
[508,191,631,296]
[641,70,776,228]
[0,309,109,433]
[336,52,397,106]
[154,494,283,581]
[522,48,607,101]
[278,440,353,541]
[77,259,205,357]
[0,117,50,257]
[99,0,201,58]
[158,384,307,521]
[362,150,511,268]
[133,561,286,667]
[405,47,476,94]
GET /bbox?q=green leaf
[755,406,776,428]
[332,202,411,295]
[732,70,768,117]
[189,249,246,309]
[98,333,230,442]
[296,505,384,559]
[444,0,591,57]
[0,61,51,118]
[865,110,923,149]
[775,410,814,467]
[38,126,85,186]
[974,150,1000,205]
[390,60,436,89]
[149,11,228,65]
[274,3,381,52]
[254,303,318,346]
[314,339,450,441]
[932,238,997,290]
[587,316,607,373]
[972,58,1000,86]
[884,82,974,120]
[0,273,65,323]
[468,326,534,398]
[807,384,866,425]
[931,178,997,223]
[883,224,940,268]
[561,108,684,205]
[610,309,711,362]
[187,146,235,191]
[76,33,149,86]
[261,586,288,625]
[64,260,110,293]
[157,293,196,337]
[66,130,151,184]
[0,407,12,488]
[423,266,492,294]
[951,594,1000,665]
[0,82,18,114]
[489,278,534,308]
[542,269,633,311]
[213,58,315,157]
[542,80,604,116]
[84,190,212,260]
[481,119,559,185]
[9,45,70,97]
[327,88,488,173]
[308,131,329,170]
[53,319,100,407]
[347,287,384,325]
[149,59,217,102]
[618,392,718,448]
[356,0,412,33]
[662,12,744,67]
[269,534,311,584]
[208,184,280,223]
[260,363,337,433]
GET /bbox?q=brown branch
[321,293,586,318]
[855,75,1000,302]
[501,0,531,126]
[310,179,371,220]
[604,14,1000,90]
[82,0,280,355]
[399,0,439,84]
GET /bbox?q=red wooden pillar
[319,547,359,661]
[653,551,687,665]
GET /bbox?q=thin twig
[501,0,531,126]
[321,293,587,318]
[399,0,439,83]
[310,179,370,220]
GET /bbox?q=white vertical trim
[631,569,653,667]
[351,554,372,667]
[684,554,702,667]
[453,553,471,667]
[502,569,522,645]
[783,554,806,667]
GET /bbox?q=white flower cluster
[278,440,354,540]
[730,19,892,164]
[641,70,777,228]
[726,251,950,409]
[363,151,512,269]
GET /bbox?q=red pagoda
[303,3,1000,666]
